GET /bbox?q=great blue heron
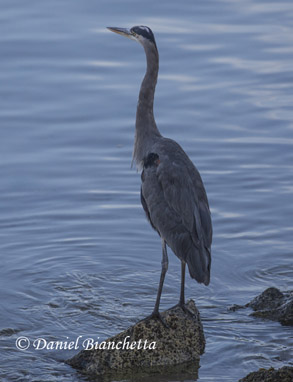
[107,26,212,323]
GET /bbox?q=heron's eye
[130,29,137,37]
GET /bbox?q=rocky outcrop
[229,287,293,326]
[239,366,293,382]
[67,300,205,380]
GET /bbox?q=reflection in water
[0,0,293,381]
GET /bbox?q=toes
[169,303,194,317]
[181,305,194,316]
[147,312,169,328]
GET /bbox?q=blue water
[1,1,293,381]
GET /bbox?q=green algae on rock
[67,300,205,379]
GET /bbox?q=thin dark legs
[152,238,168,315]
[139,239,168,327]
[152,255,191,316]
[176,260,194,316]
[179,261,186,306]
[143,245,193,327]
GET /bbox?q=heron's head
[107,25,157,51]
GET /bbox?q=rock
[228,304,245,312]
[0,328,21,336]
[248,287,284,311]
[67,300,205,380]
[229,287,293,326]
[238,366,293,382]
[248,287,293,326]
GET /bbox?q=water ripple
[1,0,293,381]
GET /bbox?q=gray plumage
[108,25,212,320]
[141,145,211,285]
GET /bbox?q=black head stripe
[131,26,156,46]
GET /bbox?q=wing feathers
[141,148,212,285]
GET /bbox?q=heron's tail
[186,243,211,286]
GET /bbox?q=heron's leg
[152,239,168,315]
[137,240,169,328]
[171,260,194,317]
[179,260,186,306]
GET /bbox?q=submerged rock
[239,366,293,382]
[229,287,293,326]
[67,300,205,380]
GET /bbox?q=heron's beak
[107,27,134,40]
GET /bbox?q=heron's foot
[171,302,195,317]
[144,310,169,329]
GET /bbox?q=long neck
[133,43,161,168]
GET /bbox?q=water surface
[1,1,293,381]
